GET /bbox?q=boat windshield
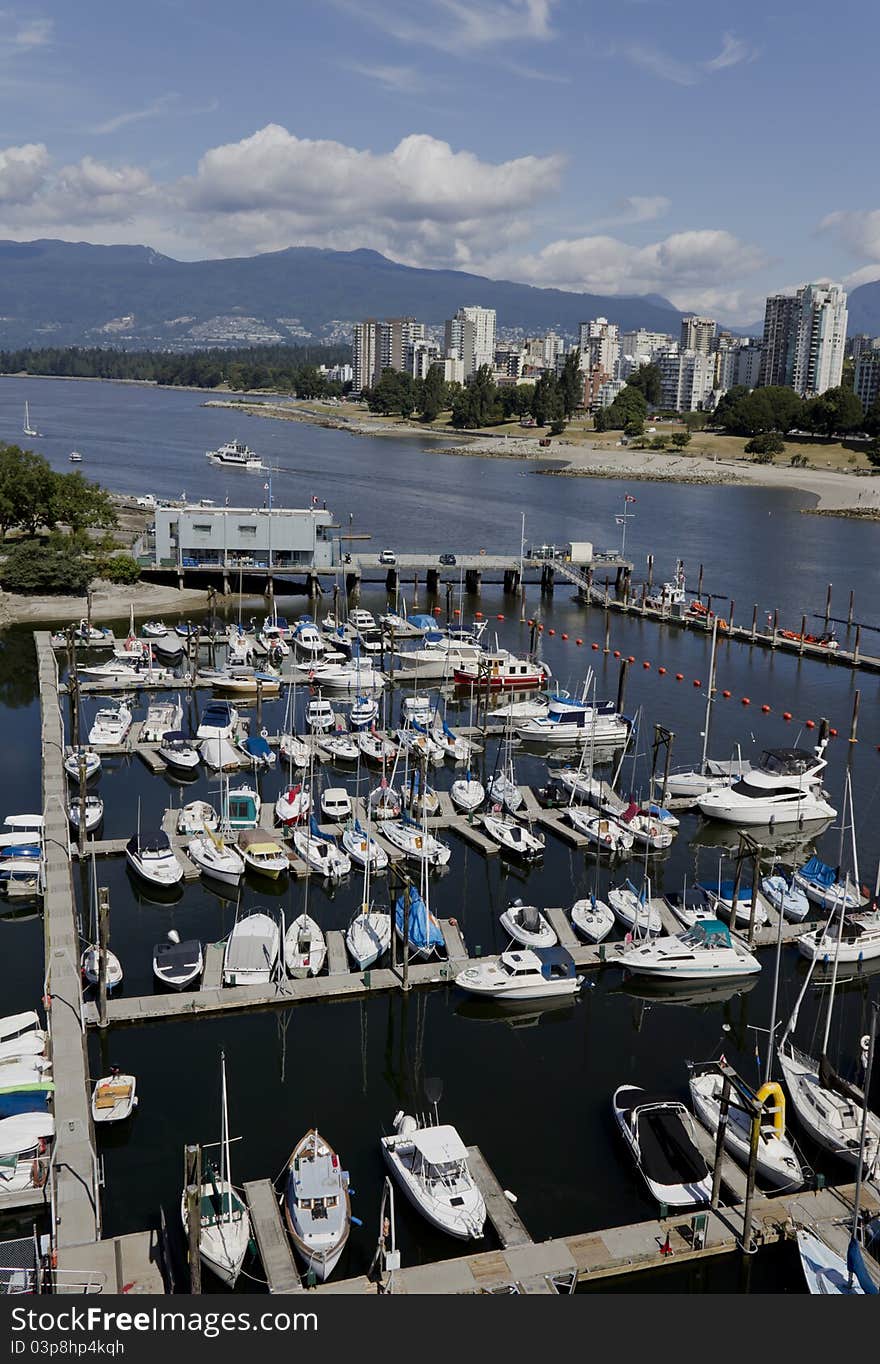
[680,919,732,949]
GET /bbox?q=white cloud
[703,32,757,72]
[0,141,49,203]
[589,195,671,230]
[91,93,219,136]
[624,32,760,84]
[12,17,53,47]
[820,208,880,262]
[332,0,557,53]
[345,63,424,95]
[0,146,156,227]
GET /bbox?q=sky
[0,0,876,322]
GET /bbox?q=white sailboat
[23,402,38,438]
[80,853,123,989]
[182,1052,252,1288]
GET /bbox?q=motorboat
[394,885,445,958]
[321,731,359,763]
[306,698,336,732]
[223,911,280,985]
[456,946,582,1002]
[142,620,168,638]
[697,745,836,826]
[275,784,312,825]
[291,618,326,660]
[349,696,379,729]
[793,856,866,913]
[381,1113,485,1239]
[453,649,549,690]
[341,823,389,873]
[158,732,200,774]
[688,1067,803,1191]
[125,831,184,887]
[199,736,241,772]
[63,747,101,782]
[80,944,123,990]
[291,825,351,879]
[565,807,635,856]
[150,631,186,661]
[182,1053,251,1287]
[796,910,880,964]
[141,700,183,742]
[187,828,245,887]
[480,814,544,861]
[515,698,630,746]
[284,912,327,977]
[451,776,485,813]
[196,700,238,741]
[499,900,557,949]
[0,814,42,848]
[659,758,753,804]
[206,438,262,468]
[152,931,204,990]
[346,905,391,969]
[67,796,104,834]
[608,881,662,936]
[761,873,810,922]
[620,918,762,981]
[237,734,276,768]
[348,608,376,632]
[283,1129,350,1281]
[88,703,132,746]
[612,1085,712,1207]
[237,829,289,879]
[225,784,261,828]
[216,670,282,698]
[377,818,451,867]
[177,800,218,835]
[392,624,488,680]
[570,894,615,943]
[92,1073,137,1124]
[304,659,386,693]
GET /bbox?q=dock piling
[97,886,110,1029]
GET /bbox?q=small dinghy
[92,1071,137,1124]
[608,881,662,936]
[450,775,485,813]
[285,912,327,977]
[283,1129,351,1282]
[570,894,615,943]
[612,1084,712,1207]
[566,807,634,856]
[499,900,557,950]
[80,944,123,990]
[223,911,280,986]
[275,784,312,825]
[158,732,200,774]
[237,829,289,880]
[64,746,101,782]
[480,814,544,861]
[456,945,581,1002]
[67,796,104,834]
[346,905,391,970]
[153,931,204,990]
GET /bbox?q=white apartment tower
[680,316,717,354]
[446,305,496,374]
[578,317,620,375]
[351,320,379,392]
[759,283,848,396]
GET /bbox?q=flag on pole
[625,494,636,503]
[615,516,625,525]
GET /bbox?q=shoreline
[0,580,215,630]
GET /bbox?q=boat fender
[756,1081,785,1136]
[351,1216,363,1228]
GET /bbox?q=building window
[238,525,257,536]
[193,523,212,533]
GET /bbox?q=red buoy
[761,704,771,713]
[527,619,534,627]
[693,679,701,687]
[591,642,599,650]
[475,611,483,620]
[576,638,583,646]
[829,727,838,737]
[548,628,556,636]
[675,673,684,681]
[613,650,621,659]
[643,661,651,669]
[658,667,666,675]
[561,632,568,640]
[783,711,792,721]
[742,697,751,705]
[722,690,731,698]
[497,614,505,621]
[805,719,815,729]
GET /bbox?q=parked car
[439,553,457,566]
[378,549,397,565]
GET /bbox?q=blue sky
[0,0,875,320]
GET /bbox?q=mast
[820,878,848,1059]
[849,1003,878,1285]
[699,615,719,776]
[220,1049,231,1223]
[763,872,787,1087]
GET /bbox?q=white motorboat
[237,829,289,879]
[612,1085,712,1208]
[158,732,200,773]
[284,912,327,977]
[377,818,451,867]
[348,608,376,632]
[187,828,244,887]
[349,696,379,729]
[304,660,386,693]
[275,784,312,825]
[153,931,204,989]
[63,747,101,781]
[566,806,635,856]
[80,944,123,990]
[225,783,261,827]
[291,618,325,660]
[402,695,433,727]
[182,1052,252,1288]
[142,619,168,638]
[92,1073,137,1124]
[88,703,132,746]
[608,881,662,936]
[196,700,239,741]
[125,831,184,887]
[499,900,557,949]
[67,795,103,834]
[480,813,544,861]
[793,855,866,913]
[515,697,630,746]
[697,744,836,826]
[341,824,389,873]
[393,624,488,680]
[761,873,810,923]
[570,894,615,943]
[223,911,280,986]
[306,697,336,732]
[206,437,262,469]
[151,631,186,661]
[356,729,397,763]
[199,736,241,771]
[345,905,391,970]
[689,1069,802,1191]
[381,1113,486,1239]
[176,800,218,835]
[456,946,582,1002]
[141,700,183,742]
[796,910,880,964]
[620,917,762,981]
[216,669,282,697]
[451,776,485,813]
[283,1129,350,1282]
[291,827,351,879]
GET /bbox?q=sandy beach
[0,579,215,629]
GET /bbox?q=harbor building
[146,502,338,572]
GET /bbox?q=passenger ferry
[206,438,263,469]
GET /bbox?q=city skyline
[0,2,878,322]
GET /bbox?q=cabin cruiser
[499,901,557,949]
[125,831,185,887]
[153,933,204,990]
[381,1113,485,1239]
[620,918,762,981]
[206,438,262,469]
[656,757,754,805]
[291,617,325,660]
[88,703,132,746]
[515,695,630,746]
[283,1130,350,1282]
[141,700,183,743]
[306,697,336,732]
[393,625,488,680]
[456,946,582,1002]
[796,909,880,964]
[480,814,544,861]
[697,746,836,826]
[612,1085,712,1208]
[196,701,238,741]
[453,649,550,690]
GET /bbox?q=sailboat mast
[764,877,787,1087]
[699,615,719,775]
[220,1050,231,1223]
[849,1003,878,1276]
[820,882,848,1058]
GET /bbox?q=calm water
[2,376,879,1292]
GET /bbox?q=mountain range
[0,239,690,351]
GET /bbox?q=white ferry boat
[206,438,263,470]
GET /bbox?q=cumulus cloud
[0,144,156,228]
[0,142,50,203]
[820,208,880,262]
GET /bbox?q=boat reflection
[454,993,580,1028]
[614,973,758,1008]
[690,816,833,853]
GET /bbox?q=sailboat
[486,712,522,813]
[394,801,445,960]
[23,402,39,438]
[80,853,123,990]
[182,1052,252,1288]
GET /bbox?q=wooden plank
[467,1146,532,1249]
[244,1179,302,1293]
[326,930,349,976]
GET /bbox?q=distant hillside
[845,278,880,336]
[0,239,685,350]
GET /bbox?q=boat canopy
[760,748,817,775]
[243,735,272,759]
[408,615,436,631]
[410,1125,468,1165]
[127,832,172,855]
[682,919,733,949]
[161,730,189,744]
[799,855,837,887]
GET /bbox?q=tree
[715,386,804,436]
[96,554,141,584]
[0,445,54,538]
[558,350,584,418]
[864,437,880,469]
[863,396,880,438]
[598,385,648,431]
[48,473,116,536]
[531,371,565,427]
[0,541,92,595]
[670,431,691,449]
[802,385,864,439]
[627,362,662,407]
[712,385,751,429]
[623,420,644,438]
[293,366,326,400]
[745,432,785,456]
[367,367,416,417]
[451,366,502,429]
[418,363,446,422]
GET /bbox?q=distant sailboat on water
[23,402,39,438]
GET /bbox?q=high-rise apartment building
[758,283,848,396]
[578,317,620,375]
[378,317,425,373]
[445,305,496,374]
[351,319,379,392]
[680,316,717,354]
[655,348,715,411]
[854,350,880,413]
[620,329,673,359]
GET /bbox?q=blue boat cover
[408,615,436,630]
[394,886,444,951]
[243,736,271,758]
[799,855,837,887]
[0,1090,52,1119]
[309,813,335,846]
[847,1238,879,1294]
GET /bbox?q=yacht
[206,438,262,469]
[283,1129,350,1282]
[515,696,630,746]
[68,450,83,463]
[796,909,880,964]
[480,813,544,861]
[196,700,238,741]
[392,625,488,680]
[456,946,582,1002]
[125,831,185,888]
[158,732,201,774]
[453,649,550,690]
[697,745,836,826]
[620,918,762,981]
[88,703,132,746]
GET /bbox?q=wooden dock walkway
[468,1146,533,1250]
[244,1179,303,1294]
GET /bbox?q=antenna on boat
[424,1075,443,1126]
